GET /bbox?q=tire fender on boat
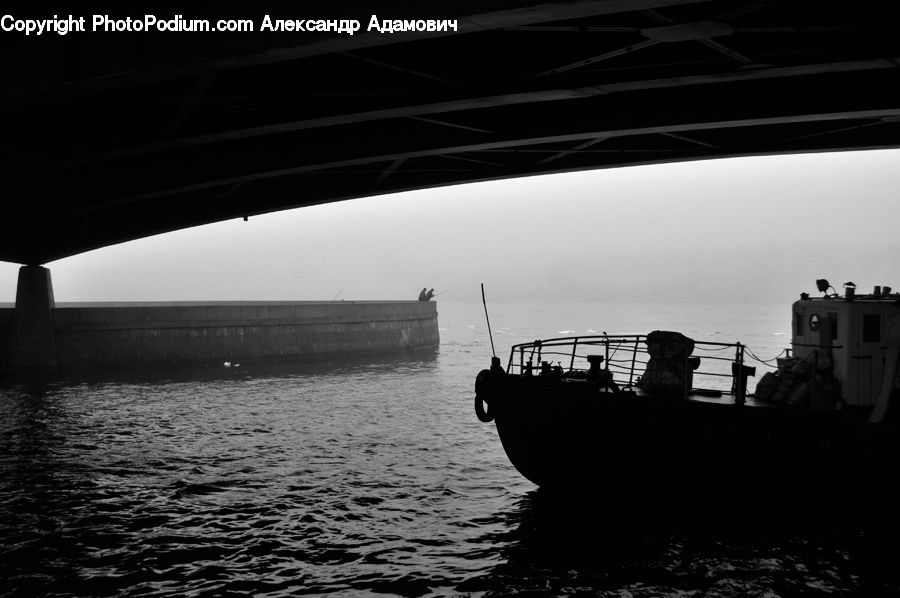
[475,369,494,423]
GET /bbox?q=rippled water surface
[2,302,899,597]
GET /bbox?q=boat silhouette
[474,280,900,513]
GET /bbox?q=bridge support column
[9,265,58,375]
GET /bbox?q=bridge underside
[2,0,899,265]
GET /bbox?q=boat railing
[506,334,751,403]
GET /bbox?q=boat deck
[680,390,765,408]
[507,332,771,408]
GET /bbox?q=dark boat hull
[478,370,900,509]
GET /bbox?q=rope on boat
[744,347,789,367]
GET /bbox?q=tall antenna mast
[481,283,496,358]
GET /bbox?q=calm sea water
[2,301,898,597]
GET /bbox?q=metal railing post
[629,336,638,387]
[735,342,746,405]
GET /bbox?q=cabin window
[827,313,838,340]
[812,313,838,338]
[794,312,804,336]
[863,314,881,342]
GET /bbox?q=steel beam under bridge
[2,0,900,265]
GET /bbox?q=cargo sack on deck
[639,330,696,396]
[755,352,840,410]
[755,371,779,402]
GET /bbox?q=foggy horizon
[2,149,898,306]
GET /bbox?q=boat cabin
[791,281,900,408]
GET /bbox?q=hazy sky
[2,149,898,304]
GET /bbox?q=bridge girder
[2,0,899,264]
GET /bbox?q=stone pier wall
[0,300,439,372]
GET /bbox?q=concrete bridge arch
[2,0,899,265]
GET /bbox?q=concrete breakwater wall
[0,300,439,372]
